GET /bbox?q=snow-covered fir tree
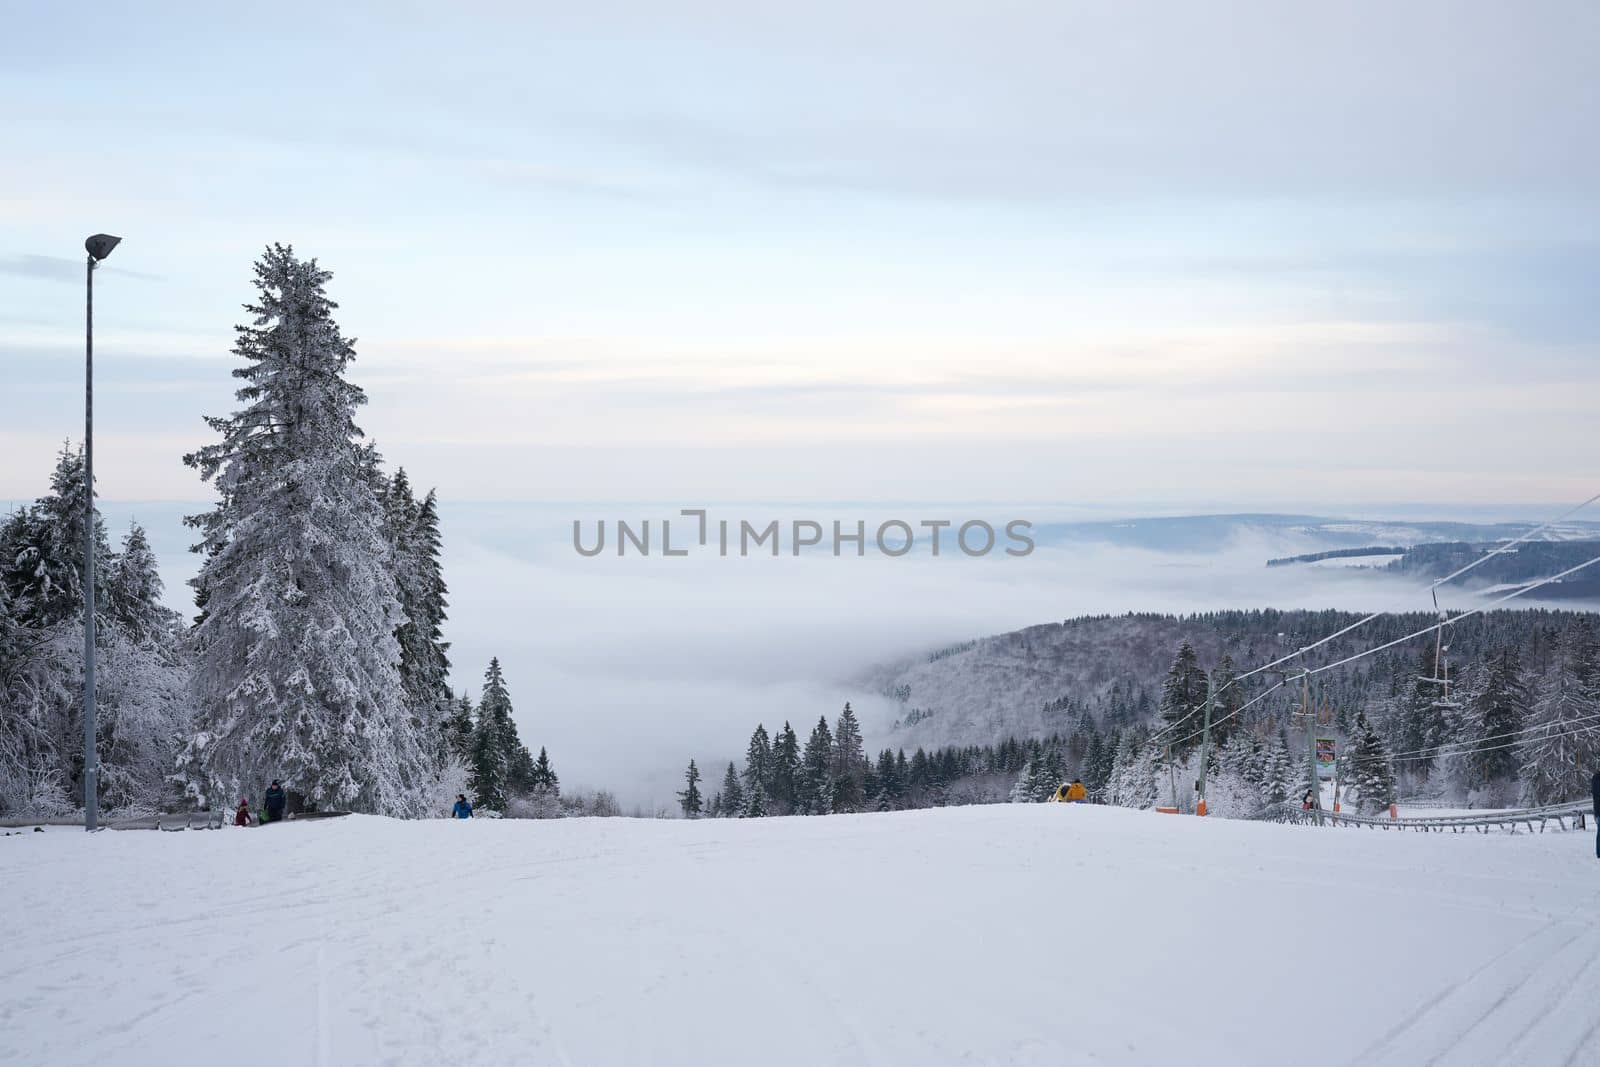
[1519,621,1600,804]
[524,746,561,818]
[471,658,534,809]
[1208,654,1244,747]
[741,777,767,817]
[383,473,452,756]
[1464,647,1528,799]
[1345,711,1396,814]
[1158,642,1208,756]
[443,691,475,762]
[741,724,771,811]
[800,714,834,814]
[1,448,190,815]
[178,246,433,816]
[678,759,703,817]
[719,761,744,817]
[831,702,867,812]
[769,721,801,814]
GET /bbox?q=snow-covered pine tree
[1158,641,1208,757]
[1395,645,1449,781]
[1209,654,1244,747]
[719,761,744,817]
[469,695,509,811]
[1346,711,1396,814]
[384,474,452,757]
[1108,728,1160,809]
[104,524,178,641]
[178,246,432,816]
[800,714,834,814]
[3,444,106,628]
[443,691,475,762]
[830,702,867,812]
[1260,735,1293,806]
[0,449,190,815]
[741,778,767,817]
[769,721,800,814]
[1466,647,1528,796]
[678,759,703,818]
[475,658,535,801]
[1519,621,1600,804]
[741,724,771,808]
[1008,752,1057,803]
[526,746,561,818]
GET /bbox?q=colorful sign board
[1315,736,1337,780]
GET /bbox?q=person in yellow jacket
[1052,779,1087,803]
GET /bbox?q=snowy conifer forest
[681,608,1600,822]
[0,246,568,820]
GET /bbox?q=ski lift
[1418,635,1463,709]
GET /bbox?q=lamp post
[83,233,120,832]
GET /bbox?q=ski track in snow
[2,805,1597,1066]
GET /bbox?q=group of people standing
[233,780,287,826]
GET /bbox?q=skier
[234,798,252,827]
[451,794,473,819]
[263,780,287,824]
[1592,767,1599,860]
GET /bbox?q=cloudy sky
[4,0,1598,512]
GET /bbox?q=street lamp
[83,233,120,831]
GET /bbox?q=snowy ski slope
[3,804,1597,1066]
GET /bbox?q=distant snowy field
[4,806,1598,1066]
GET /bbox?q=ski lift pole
[1299,670,1323,826]
[1195,691,1215,816]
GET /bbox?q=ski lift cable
[1151,680,1290,752]
[1304,550,1600,681]
[1428,489,1600,597]
[1142,489,1600,751]
[1335,709,1600,768]
[1373,720,1600,767]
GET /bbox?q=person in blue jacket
[451,794,473,819]
[1592,769,1599,860]
[263,780,287,824]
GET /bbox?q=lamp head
[85,234,122,262]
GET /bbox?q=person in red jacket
[234,798,252,827]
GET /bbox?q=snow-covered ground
[3,805,1598,1066]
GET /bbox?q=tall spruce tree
[831,702,867,812]
[1467,647,1528,790]
[443,691,475,761]
[678,759,703,818]
[384,473,452,749]
[1347,711,1396,814]
[1519,621,1600,804]
[1158,642,1209,756]
[474,658,534,803]
[526,745,561,817]
[719,761,744,817]
[1,450,189,815]
[801,715,834,814]
[1208,654,1244,747]
[178,246,431,815]
[741,724,772,807]
[769,721,801,813]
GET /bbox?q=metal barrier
[1262,799,1593,834]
